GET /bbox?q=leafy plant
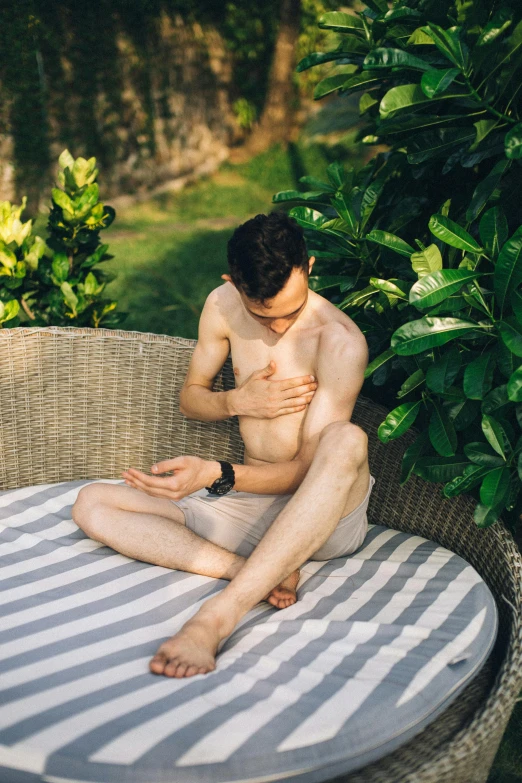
[0,149,126,328]
[273,0,522,531]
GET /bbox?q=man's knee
[318,421,368,467]
[72,484,109,536]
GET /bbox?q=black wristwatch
[205,460,235,496]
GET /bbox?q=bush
[273,0,522,531]
[0,149,127,329]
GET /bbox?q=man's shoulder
[206,282,237,309]
[203,283,238,335]
[317,315,368,363]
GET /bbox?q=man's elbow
[179,388,194,419]
[289,454,313,492]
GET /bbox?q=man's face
[223,260,315,335]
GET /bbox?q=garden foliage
[0,149,126,329]
[273,0,522,529]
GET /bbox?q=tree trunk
[238,0,301,159]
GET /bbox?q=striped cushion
[0,479,497,783]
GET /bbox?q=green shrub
[273,0,522,530]
[0,149,126,329]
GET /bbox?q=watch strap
[205,460,235,495]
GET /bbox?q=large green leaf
[288,207,329,231]
[479,466,510,507]
[314,71,357,99]
[464,442,505,467]
[365,229,414,257]
[52,188,74,213]
[429,402,457,456]
[407,128,476,165]
[378,402,422,444]
[0,298,20,324]
[379,84,433,119]
[339,71,384,95]
[449,398,481,431]
[60,281,78,314]
[481,414,508,458]
[391,316,481,355]
[463,351,496,399]
[481,385,511,416]
[477,7,513,46]
[428,214,482,252]
[420,68,460,98]
[297,50,362,72]
[370,278,408,299]
[474,503,502,527]
[415,455,470,483]
[272,190,331,203]
[479,206,508,259]
[400,431,429,485]
[411,244,442,278]
[363,48,431,71]
[507,365,522,401]
[496,338,522,378]
[308,275,348,292]
[364,347,395,379]
[511,288,522,322]
[321,217,356,237]
[318,12,364,32]
[494,226,522,312]
[498,318,522,357]
[51,254,69,284]
[326,162,348,190]
[409,269,479,309]
[505,122,522,159]
[424,23,469,70]
[427,294,468,315]
[332,193,358,235]
[466,160,510,222]
[443,464,491,497]
[379,113,468,136]
[397,368,425,398]
[471,119,499,149]
[426,345,461,393]
[339,285,379,309]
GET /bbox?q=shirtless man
[72,212,372,679]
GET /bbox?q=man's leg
[71,485,299,607]
[150,421,369,678]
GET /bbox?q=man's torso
[216,283,363,467]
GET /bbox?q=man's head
[223,212,315,334]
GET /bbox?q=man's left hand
[121,456,221,501]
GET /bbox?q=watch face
[215,477,234,494]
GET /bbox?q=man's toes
[150,653,167,674]
[164,658,181,677]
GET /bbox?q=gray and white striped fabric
[0,480,497,783]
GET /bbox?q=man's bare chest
[229,333,318,388]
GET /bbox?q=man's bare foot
[150,610,221,678]
[265,568,300,609]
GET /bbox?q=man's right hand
[230,361,318,418]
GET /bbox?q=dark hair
[227,212,309,304]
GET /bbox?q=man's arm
[179,288,235,422]
[210,323,368,494]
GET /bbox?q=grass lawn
[88,143,521,783]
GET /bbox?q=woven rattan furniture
[0,325,521,783]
